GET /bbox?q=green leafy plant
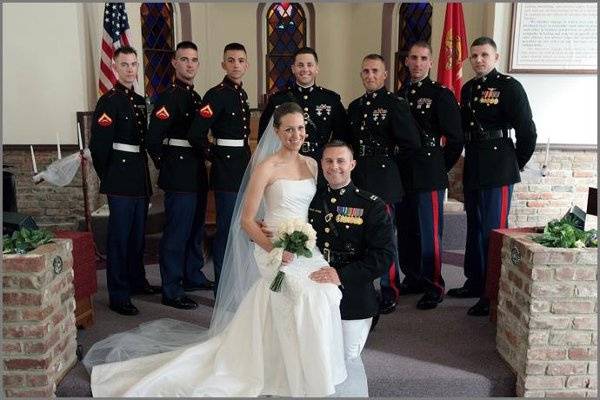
[3,228,54,255]
[533,216,597,248]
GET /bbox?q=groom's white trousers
[333,318,372,397]
[342,318,372,360]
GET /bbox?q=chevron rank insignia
[155,106,170,120]
[97,113,113,127]
[199,104,213,118]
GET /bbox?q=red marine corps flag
[436,3,468,102]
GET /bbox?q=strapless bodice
[263,178,316,229]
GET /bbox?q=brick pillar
[496,232,597,397]
[3,239,78,398]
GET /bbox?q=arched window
[140,3,175,105]
[266,3,307,96]
[394,3,432,92]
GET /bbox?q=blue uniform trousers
[397,190,445,297]
[106,195,149,305]
[463,185,513,294]
[212,191,238,294]
[379,203,401,299]
[159,191,209,300]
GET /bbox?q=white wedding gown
[90,178,347,397]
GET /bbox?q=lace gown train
[90,178,347,397]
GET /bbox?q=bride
[87,102,348,397]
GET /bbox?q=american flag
[98,3,135,95]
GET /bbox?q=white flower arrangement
[267,218,317,292]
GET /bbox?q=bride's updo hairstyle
[272,102,304,128]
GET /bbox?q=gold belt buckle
[323,248,330,263]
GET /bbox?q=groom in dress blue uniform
[308,141,395,360]
[90,46,160,316]
[448,37,537,316]
[188,43,251,294]
[147,41,214,310]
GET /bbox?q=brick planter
[2,239,78,398]
[495,232,597,397]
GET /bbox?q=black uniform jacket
[147,79,207,193]
[346,87,421,203]
[308,182,395,320]
[90,82,152,197]
[258,83,348,160]
[398,77,464,192]
[461,69,537,191]
[188,76,251,192]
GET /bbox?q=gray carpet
[56,210,516,397]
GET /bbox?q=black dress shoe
[416,293,443,310]
[467,299,490,316]
[183,280,215,292]
[162,296,198,310]
[446,286,480,298]
[370,314,380,332]
[398,282,425,296]
[132,284,161,295]
[109,301,139,316]
[378,297,397,314]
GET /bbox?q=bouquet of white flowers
[268,218,317,292]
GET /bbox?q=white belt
[162,138,192,147]
[112,143,140,153]
[216,139,245,147]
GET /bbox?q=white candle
[30,145,38,174]
[543,137,550,166]
[56,132,62,159]
[77,122,84,150]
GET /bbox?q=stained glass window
[266,3,307,96]
[394,3,432,92]
[141,3,175,104]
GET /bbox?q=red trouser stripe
[431,191,442,290]
[500,186,509,228]
[385,203,399,298]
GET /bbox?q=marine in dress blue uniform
[447,37,536,316]
[308,142,395,358]
[90,47,158,316]
[258,47,348,183]
[188,43,251,294]
[396,42,464,310]
[147,42,213,310]
[346,54,421,314]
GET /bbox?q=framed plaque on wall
[509,3,597,74]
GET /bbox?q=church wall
[3,3,89,145]
[491,3,596,146]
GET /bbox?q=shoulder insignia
[154,106,170,120]
[354,188,379,202]
[505,76,512,80]
[199,104,213,118]
[97,113,113,127]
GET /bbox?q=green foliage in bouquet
[273,231,314,258]
[3,228,54,255]
[270,231,314,292]
[533,214,597,248]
